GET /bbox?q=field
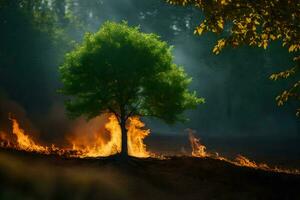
[0,149,299,200]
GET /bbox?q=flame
[188,130,300,174]
[127,116,150,158]
[10,118,47,153]
[1,115,299,174]
[0,114,151,158]
[70,115,150,158]
[189,130,208,158]
[234,155,268,169]
[69,115,121,157]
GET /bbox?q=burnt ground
[0,148,299,200]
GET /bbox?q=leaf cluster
[60,21,204,123]
[167,0,300,116]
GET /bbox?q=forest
[0,0,299,199]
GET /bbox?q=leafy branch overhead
[167,0,300,116]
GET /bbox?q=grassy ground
[0,149,299,200]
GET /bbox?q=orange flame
[188,130,208,158]
[69,115,121,157]
[1,116,299,174]
[10,118,47,153]
[0,114,151,158]
[233,155,268,169]
[70,115,151,158]
[189,130,300,174]
[127,116,150,158]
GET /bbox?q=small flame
[234,155,267,168]
[189,130,208,158]
[188,130,300,174]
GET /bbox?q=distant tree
[0,0,82,47]
[59,21,204,157]
[167,0,300,117]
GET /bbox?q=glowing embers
[0,131,12,148]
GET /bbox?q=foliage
[167,0,300,116]
[0,0,82,48]
[60,21,203,124]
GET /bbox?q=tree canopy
[167,0,300,117]
[60,21,204,155]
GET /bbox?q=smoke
[0,0,299,150]
[0,94,39,139]
[68,115,111,147]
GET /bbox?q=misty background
[0,0,299,163]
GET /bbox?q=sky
[0,0,299,148]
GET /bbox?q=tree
[167,0,300,117]
[59,21,204,157]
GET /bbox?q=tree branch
[108,107,120,123]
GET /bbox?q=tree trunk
[120,117,128,158]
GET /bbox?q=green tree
[167,0,300,116]
[59,21,204,157]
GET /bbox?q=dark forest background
[0,0,299,158]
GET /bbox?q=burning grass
[0,115,299,175]
[1,115,152,158]
[188,130,300,175]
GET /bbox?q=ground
[0,149,299,200]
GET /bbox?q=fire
[69,115,121,157]
[1,115,299,174]
[9,118,47,153]
[69,115,150,158]
[188,130,208,158]
[234,155,268,169]
[0,114,151,158]
[188,130,300,174]
[127,116,150,158]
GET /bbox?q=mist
[0,0,299,152]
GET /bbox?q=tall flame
[10,118,47,153]
[69,115,121,157]
[189,130,208,158]
[0,114,151,158]
[69,115,150,157]
[127,116,150,158]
